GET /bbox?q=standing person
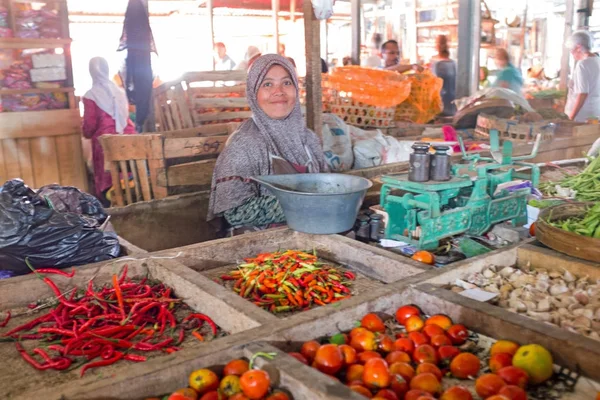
[493,48,523,94]
[363,33,383,68]
[380,40,422,73]
[279,43,296,69]
[214,42,236,71]
[82,57,136,206]
[236,46,262,71]
[208,55,327,235]
[431,35,457,116]
[565,30,600,123]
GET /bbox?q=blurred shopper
[493,48,523,94]
[237,46,262,71]
[431,35,456,116]
[565,30,600,123]
[214,42,236,71]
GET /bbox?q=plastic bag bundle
[395,72,444,124]
[0,180,120,277]
[325,66,412,108]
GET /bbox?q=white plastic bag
[353,137,386,169]
[321,114,354,172]
[311,0,335,20]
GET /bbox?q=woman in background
[83,57,136,206]
[431,35,456,116]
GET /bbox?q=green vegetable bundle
[546,203,600,238]
[539,157,600,202]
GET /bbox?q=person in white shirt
[565,31,600,123]
[214,42,236,71]
[380,40,423,73]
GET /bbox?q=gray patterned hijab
[208,54,326,220]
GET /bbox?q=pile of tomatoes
[155,357,292,400]
[288,305,534,400]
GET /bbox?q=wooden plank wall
[0,109,86,189]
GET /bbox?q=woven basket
[329,91,395,128]
[475,114,555,143]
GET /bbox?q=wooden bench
[154,71,249,132]
[100,123,240,207]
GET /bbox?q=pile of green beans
[540,157,600,202]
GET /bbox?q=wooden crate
[100,123,239,206]
[475,113,556,143]
[154,71,249,132]
[0,257,275,399]
[0,109,86,190]
[419,243,600,381]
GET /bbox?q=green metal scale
[380,130,542,250]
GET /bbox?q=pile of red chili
[220,250,356,313]
[0,265,219,377]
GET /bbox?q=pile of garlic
[451,264,600,340]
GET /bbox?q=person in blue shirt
[493,48,523,94]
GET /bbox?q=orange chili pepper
[192,331,204,342]
[112,274,126,321]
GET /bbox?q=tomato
[393,338,415,353]
[497,366,529,389]
[450,353,481,379]
[430,334,452,348]
[228,394,250,400]
[224,359,250,376]
[288,352,308,365]
[489,352,513,373]
[410,373,442,395]
[424,314,453,330]
[358,350,383,364]
[300,340,320,363]
[362,313,386,333]
[363,358,391,389]
[389,362,415,382]
[405,389,435,400]
[475,373,506,398]
[198,391,224,400]
[413,344,439,365]
[446,324,469,345]
[265,391,291,400]
[168,388,198,400]
[339,344,358,365]
[422,324,445,339]
[529,222,535,237]
[189,369,219,395]
[416,363,443,381]
[389,374,409,398]
[220,375,242,397]
[498,385,528,400]
[350,330,378,352]
[240,369,271,400]
[375,388,399,400]
[314,344,344,375]
[408,332,429,346]
[346,363,364,382]
[395,305,421,325]
[440,386,473,400]
[378,334,395,353]
[350,327,369,338]
[438,345,460,363]
[385,350,411,365]
[412,251,435,265]
[405,315,425,333]
[349,384,373,398]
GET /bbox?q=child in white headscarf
[82,57,136,205]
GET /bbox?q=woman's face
[257,65,296,120]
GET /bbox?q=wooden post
[518,3,528,69]
[208,0,215,71]
[559,0,575,91]
[290,0,296,23]
[273,0,280,53]
[456,0,481,98]
[351,0,361,65]
[303,0,322,137]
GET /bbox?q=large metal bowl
[252,173,372,235]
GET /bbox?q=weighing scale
[380,130,542,250]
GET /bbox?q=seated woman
[208,54,327,235]
[493,48,523,94]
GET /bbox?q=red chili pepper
[34,268,76,278]
[176,328,185,345]
[184,314,218,336]
[38,327,76,337]
[220,275,237,281]
[3,313,52,337]
[100,344,115,360]
[124,354,146,362]
[0,311,11,328]
[33,348,54,363]
[16,343,49,370]
[343,271,356,280]
[118,264,128,285]
[43,277,79,308]
[80,351,124,377]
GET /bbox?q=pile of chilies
[0,264,218,377]
[221,250,356,313]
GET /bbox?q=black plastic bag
[37,184,108,225]
[0,179,120,276]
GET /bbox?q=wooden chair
[100,123,240,207]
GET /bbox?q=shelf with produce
[416,19,458,28]
[0,87,73,95]
[0,37,71,49]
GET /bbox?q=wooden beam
[208,0,215,70]
[273,0,280,53]
[518,3,528,69]
[303,0,322,137]
[290,0,296,22]
[351,0,361,65]
[559,0,575,91]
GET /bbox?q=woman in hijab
[83,57,136,206]
[208,54,327,235]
